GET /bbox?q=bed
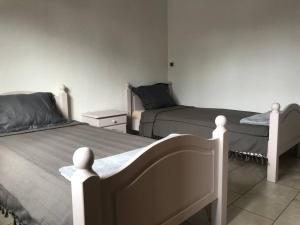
[126,83,300,183]
[0,85,229,225]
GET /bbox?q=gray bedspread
[0,123,153,225]
[140,106,269,157]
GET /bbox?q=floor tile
[274,200,300,225]
[229,163,266,194]
[278,170,300,190]
[228,159,245,172]
[228,191,241,205]
[227,206,273,225]
[234,181,298,220]
[0,213,14,225]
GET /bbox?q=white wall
[0,0,167,119]
[168,0,300,113]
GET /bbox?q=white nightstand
[81,110,127,133]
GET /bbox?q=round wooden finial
[272,103,280,111]
[73,147,94,170]
[215,115,227,127]
[60,84,66,92]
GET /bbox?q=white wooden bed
[71,115,228,225]
[126,83,300,183]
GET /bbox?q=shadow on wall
[168,0,300,112]
[0,0,168,119]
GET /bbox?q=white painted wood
[55,84,70,120]
[82,115,126,127]
[267,103,280,183]
[126,82,173,131]
[82,110,126,119]
[71,115,228,225]
[81,110,127,132]
[71,147,102,225]
[0,84,70,120]
[212,116,228,225]
[267,103,300,182]
[104,124,127,133]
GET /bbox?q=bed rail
[71,116,228,225]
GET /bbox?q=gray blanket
[0,123,153,225]
[139,106,269,157]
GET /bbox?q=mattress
[0,122,153,225]
[139,106,269,157]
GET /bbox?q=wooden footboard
[268,103,300,182]
[71,116,228,225]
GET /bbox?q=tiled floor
[182,150,300,225]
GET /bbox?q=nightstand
[81,110,127,133]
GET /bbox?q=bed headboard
[0,84,70,120]
[126,82,173,116]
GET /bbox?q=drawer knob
[112,120,118,124]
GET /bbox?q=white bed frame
[71,116,228,225]
[1,84,70,120]
[126,83,300,183]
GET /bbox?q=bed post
[58,84,69,120]
[126,83,133,130]
[267,103,281,183]
[211,116,228,225]
[71,147,102,225]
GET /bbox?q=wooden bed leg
[267,155,279,183]
[267,103,280,183]
[72,147,102,225]
[211,116,228,225]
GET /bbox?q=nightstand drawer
[81,110,127,132]
[98,115,126,127]
[82,115,126,127]
[104,124,126,133]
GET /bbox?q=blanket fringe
[229,150,267,165]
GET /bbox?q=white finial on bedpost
[71,148,102,225]
[212,115,228,225]
[60,84,66,93]
[73,147,94,171]
[57,84,69,120]
[267,103,281,183]
[126,83,133,130]
[272,103,281,112]
[214,115,227,136]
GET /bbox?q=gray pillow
[0,92,67,133]
[132,83,176,110]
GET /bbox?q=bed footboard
[71,116,228,225]
[268,103,300,182]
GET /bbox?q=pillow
[0,92,67,133]
[132,83,176,110]
[240,111,270,126]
